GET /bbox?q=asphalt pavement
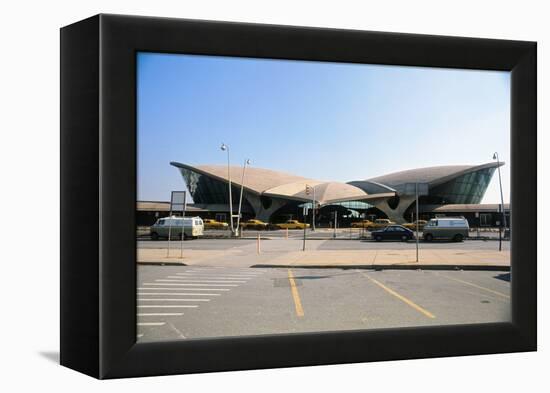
[137,265,510,342]
[138,237,509,251]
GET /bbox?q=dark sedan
[371,225,415,242]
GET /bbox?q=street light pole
[236,159,251,237]
[220,143,234,236]
[415,182,419,263]
[493,152,506,251]
[312,186,316,231]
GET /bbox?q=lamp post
[312,186,316,232]
[235,159,251,237]
[220,143,234,236]
[493,152,506,251]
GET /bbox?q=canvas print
[136,53,510,342]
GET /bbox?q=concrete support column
[372,196,416,223]
[244,193,287,222]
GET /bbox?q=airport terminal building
[156,161,509,227]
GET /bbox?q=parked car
[371,225,415,241]
[402,220,428,231]
[203,218,228,229]
[422,217,469,242]
[275,220,310,229]
[240,219,268,230]
[368,218,395,230]
[150,216,204,240]
[350,219,373,228]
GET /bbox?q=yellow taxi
[402,220,428,231]
[350,220,373,228]
[240,219,268,230]
[276,220,310,230]
[368,218,395,230]
[203,219,229,229]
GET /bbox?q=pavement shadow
[494,273,511,282]
[38,351,59,364]
[291,270,366,280]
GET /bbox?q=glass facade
[299,201,373,210]
[179,168,252,210]
[426,168,496,204]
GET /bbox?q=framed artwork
[60,14,536,379]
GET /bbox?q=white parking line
[176,272,253,276]
[137,305,199,308]
[181,274,257,278]
[175,274,252,279]
[138,293,220,296]
[137,313,184,316]
[188,267,225,269]
[137,322,166,326]
[138,298,210,302]
[156,279,246,283]
[138,287,230,291]
[143,283,238,287]
[171,277,252,281]
[188,269,263,275]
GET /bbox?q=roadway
[137,237,510,251]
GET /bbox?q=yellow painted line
[436,273,510,299]
[360,272,435,319]
[287,269,304,317]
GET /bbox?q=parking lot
[137,265,510,341]
[136,233,510,341]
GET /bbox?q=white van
[150,216,204,240]
[423,217,469,242]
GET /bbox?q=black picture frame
[60,14,536,379]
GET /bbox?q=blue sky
[137,52,510,204]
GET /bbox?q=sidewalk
[253,248,510,270]
[137,241,510,270]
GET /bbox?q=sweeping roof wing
[170,162,395,205]
[170,163,310,194]
[366,162,503,188]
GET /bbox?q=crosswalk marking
[138,298,210,302]
[138,313,184,316]
[143,283,238,287]
[157,279,246,283]
[175,274,253,279]
[137,305,199,308]
[176,270,256,277]
[137,267,261,337]
[187,269,262,275]
[138,292,220,296]
[138,287,230,291]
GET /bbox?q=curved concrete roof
[263,180,394,205]
[170,162,395,206]
[171,162,311,194]
[365,162,503,188]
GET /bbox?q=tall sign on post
[167,191,187,258]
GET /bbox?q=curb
[251,264,510,271]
